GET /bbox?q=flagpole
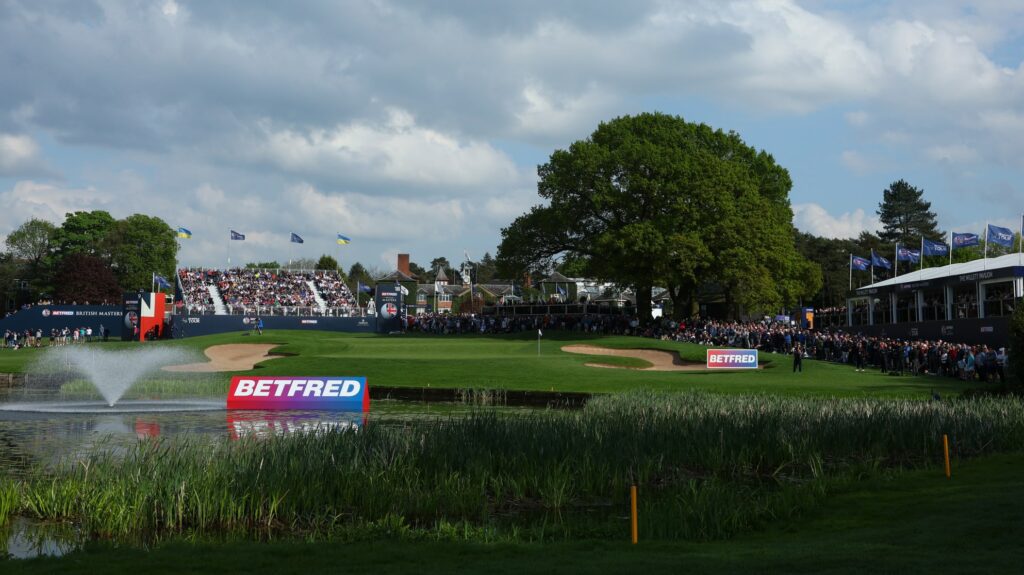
[948,231,953,268]
[894,243,899,277]
[849,253,853,291]
[984,222,989,270]
[1019,213,1023,256]
[920,236,925,272]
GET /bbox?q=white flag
[538,329,543,337]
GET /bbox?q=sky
[1,0,1023,274]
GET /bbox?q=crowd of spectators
[4,326,109,349]
[178,268,359,316]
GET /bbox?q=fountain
[0,347,225,414]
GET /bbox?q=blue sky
[1,0,1022,274]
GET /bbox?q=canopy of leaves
[105,214,178,291]
[315,255,339,271]
[52,254,122,304]
[246,261,282,269]
[497,112,819,320]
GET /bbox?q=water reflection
[2,518,80,560]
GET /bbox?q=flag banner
[952,232,979,249]
[556,285,567,296]
[871,251,892,270]
[896,247,921,263]
[538,329,543,337]
[336,234,352,245]
[357,282,373,294]
[230,230,245,241]
[987,224,1014,248]
[177,227,192,239]
[922,238,949,256]
[396,283,409,296]
[434,281,442,292]
[290,232,304,244]
[851,256,870,271]
[154,275,172,290]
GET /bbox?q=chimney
[397,253,411,277]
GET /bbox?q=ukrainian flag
[337,233,352,245]
[177,227,192,239]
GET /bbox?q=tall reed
[7,392,1024,542]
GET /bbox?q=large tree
[315,254,339,271]
[5,218,56,294]
[105,214,178,291]
[50,210,117,261]
[498,112,819,321]
[876,179,942,245]
[52,254,122,304]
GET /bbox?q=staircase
[207,284,228,315]
[307,280,328,314]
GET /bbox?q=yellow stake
[630,485,638,544]
[943,434,951,479]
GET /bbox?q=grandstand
[176,268,359,317]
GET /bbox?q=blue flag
[230,230,245,241]
[896,247,921,263]
[556,285,567,296]
[987,224,1014,248]
[851,255,870,271]
[952,232,979,249]
[922,238,949,257]
[290,232,304,244]
[871,251,892,270]
[357,282,373,294]
[154,274,172,290]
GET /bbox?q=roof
[435,267,448,282]
[542,271,572,283]
[857,252,1024,290]
[377,270,417,282]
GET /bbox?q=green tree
[105,214,178,291]
[315,255,339,271]
[408,261,427,278]
[246,261,282,269]
[5,218,56,294]
[51,211,117,261]
[877,180,942,245]
[52,254,122,304]
[498,112,818,321]
[348,262,372,286]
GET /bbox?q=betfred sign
[228,376,369,411]
[706,349,759,369]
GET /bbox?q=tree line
[1,211,177,309]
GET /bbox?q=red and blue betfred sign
[228,376,369,411]
[706,349,759,369]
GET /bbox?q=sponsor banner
[706,349,759,369]
[227,412,361,440]
[228,376,370,411]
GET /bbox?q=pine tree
[876,179,942,245]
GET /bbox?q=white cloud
[792,202,880,239]
[925,144,978,164]
[839,150,872,175]
[0,180,111,231]
[845,110,869,126]
[250,108,521,191]
[0,133,47,176]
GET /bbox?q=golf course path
[163,344,284,373]
[561,345,707,371]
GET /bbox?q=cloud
[925,144,978,164]
[845,110,869,126]
[0,133,50,176]
[246,109,521,192]
[840,150,872,175]
[792,203,880,239]
[0,180,111,231]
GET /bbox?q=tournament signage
[374,284,404,333]
[706,349,759,369]
[227,376,370,411]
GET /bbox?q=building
[845,252,1021,345]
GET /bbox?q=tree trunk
[636,284,653,326]
[668,283,689,321]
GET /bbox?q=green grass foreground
[8,453,1024,574]
[12,330,977,398]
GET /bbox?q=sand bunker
[561,345,709,372]
[163,344,284,373]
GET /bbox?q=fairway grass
[12,330,978,398]
[9,453,1024,574]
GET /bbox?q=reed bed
[5,392,1024,543]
